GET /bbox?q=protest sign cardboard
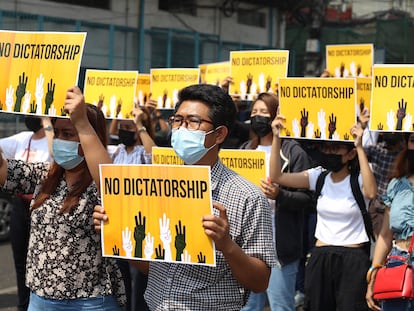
[135,73,151,107]
[229,50,289,99]
[100,164,215,266]
[278,77,356,141]
[152,147,266,187]
[326,44,373,78]
[0,30,86,116]
[150,68,199,109]
[84,69,138,119]
[198,61,230,86]
[371,64,414,131]
[356,77,372,117]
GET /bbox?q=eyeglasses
[168,115,214,131]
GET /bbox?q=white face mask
[171,127,216,164]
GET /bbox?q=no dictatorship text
[104,177,208,199]
[280,86,354,99]
[0,42,81,60]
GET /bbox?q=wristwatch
[137,126,147,134]
[44,125,53,131]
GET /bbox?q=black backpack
[314,170,376,243]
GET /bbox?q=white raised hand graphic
[181,250,191,263]
[318,109,327,139]
[144,232,154,259]
[22,91,31,113]
[403,112,413,131]
[386,109,396,130]
[292,118,300,138]
[159,213,172,261]
[35,74,44,114]
[109,95,117,118]
[5,85,14,112]
[48,104,56,116]
[122,226,133,258]
[306,121,314,138]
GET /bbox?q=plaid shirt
[365,141,401,198]
[144,160,276,311]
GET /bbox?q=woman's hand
[259,178,279,200]
[366,274,381,311]
[271,115,285,137]
[64,86,88,129]
[350,123,364,148]
[93,205,108,232]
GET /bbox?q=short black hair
[175,84,236,131]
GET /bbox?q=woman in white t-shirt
[269,115,377,311]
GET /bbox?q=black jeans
[10,195,31,311]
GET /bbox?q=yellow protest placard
[278,77,356,141]
[150,68,200,109]
[152,147,184,165]
[326,44,373,78]
[0,30,86,116]
[199,63,208,84]
[229,50,289,99]
[152,147,265,187]
[135,73,151,106]
[201,61,230,86]
[83,69,138,119]
[100,164,215,266]
[371,65,414,132]
[356,77,372,116]
[219,149,266,187]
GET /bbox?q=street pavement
[0,240,17,311]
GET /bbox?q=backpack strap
[315,170,376,243]
[350,171,376,242]
[314,170,329,200]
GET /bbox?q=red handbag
[373,235,414,300]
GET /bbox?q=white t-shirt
[308,167,369,245]
[256,144,276,235]
[0,131,52,163]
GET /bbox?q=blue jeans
[242,260,299,311]
[381,247,414,311]
[28,292,121,311]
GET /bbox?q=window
[238,9,266,28]
[45,0,110,10]
[159,0,197,16]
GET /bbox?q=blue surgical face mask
[52,138,85,170]
[171,127,216,164]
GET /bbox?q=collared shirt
[384,176,414,240]
[2,159,126,306]
[144,159,276,311]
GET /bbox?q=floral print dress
[2,159,126,306]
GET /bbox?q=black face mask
[118,129,136,147]
[24,117,42,133]
[318,152,346,172]
[250,115,272,137]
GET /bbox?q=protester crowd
[0,75,412,311]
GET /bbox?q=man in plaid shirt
[94,84,276,310]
